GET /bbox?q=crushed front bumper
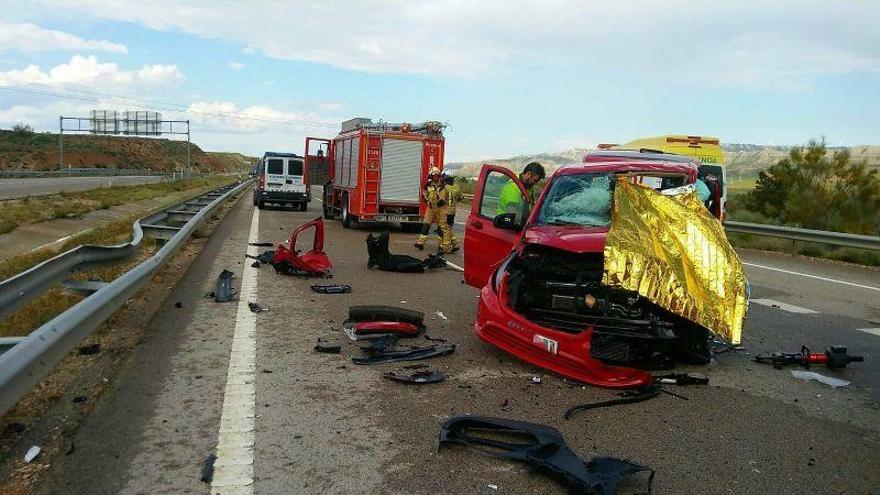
[475,280,653,389]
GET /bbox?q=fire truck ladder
[361,132,381,216]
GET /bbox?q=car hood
[522,224,608,254]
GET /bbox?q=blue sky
[0,1,878,161]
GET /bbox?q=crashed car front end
[473,169,747,389]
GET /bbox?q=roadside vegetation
[0,176,234,235]
[0,216,154,338]
[727,139,880,266]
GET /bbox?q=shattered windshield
[535,172,690,227]
[536,173,614,227]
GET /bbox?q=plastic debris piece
[436,311,448,321]
[174,301,182,308]
[565,386,661,420]
[655,372,709,385]
[200,453,216,483]
[531,376,542,384]
[72,396,87,403]
[439,416,653,495]
[24,446,40,463]
[383,370,446,384]
[214,270,236,302]
[315,341,342,354]
[251,261,261,268]
[78,344,100,355]
[488,485,498,491]
[249,242,274,247]
[791,370,850,388]
[248,302,269,313]
[353,343,456,365]
[310,284,352,294]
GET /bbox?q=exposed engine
[504,244,710,369]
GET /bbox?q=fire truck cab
[304,118,445,229]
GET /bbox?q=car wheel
[257,198,265,210]
[299,202,308,212]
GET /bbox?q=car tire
[257,198,265,210]
[299,202,308,212]
[348,305,425,325]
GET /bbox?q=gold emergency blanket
[602,180,748,344]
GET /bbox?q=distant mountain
[448,144,880,178]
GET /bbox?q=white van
[253,152,310,210]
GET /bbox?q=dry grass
[0,176,233,234]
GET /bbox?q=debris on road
[200,453,216,483]
[366,232,448,272]
[439,415,654,495]
[755,345,863,369]
[246,250,276,265]
[655,372,710,385]
[5,422,25,434]
[383,370,446,384]
[310,284,352,294]
[72,395,88,403]
[791,370,850,388]
[273,218,333,276]
[24,445,41,463]
[531,376,542,385]
[314,340,342,354]
[435,310,448,321]
[174,301,182,308]
[424,334,447,342]
[249,241,274,247]
[344,306,426,341]
[353,343,456,365]
[214,269,236,302]
[78,343,101,355]
[248,302,269,313]
[251,260,261,268]
[564,386,662,420]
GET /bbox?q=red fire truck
[304,118,445,228]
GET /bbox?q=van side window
[267,159,284,175]
[289,159,303,176]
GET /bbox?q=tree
[11,122,33,135]
[745,139,880,235]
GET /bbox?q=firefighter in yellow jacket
[416,167,452,253]
[436,171,461,252]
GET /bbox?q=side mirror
[493,212,522,231]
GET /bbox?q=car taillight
[259,174,266,189]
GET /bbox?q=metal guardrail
[724,221,880,251]
[0,168,173,178]
[0,179,252,416]
[463,193,880,250]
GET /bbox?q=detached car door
[463,165,529,288]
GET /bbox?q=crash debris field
[2,187,877,495]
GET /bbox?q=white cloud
[0,55,182,90]
[28,0,880,88]
[0,21,127,54]
[228,61,245,70]
[185,100,336,134]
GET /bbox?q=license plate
[377,215,411,222]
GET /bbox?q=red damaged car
[463,151,724,388]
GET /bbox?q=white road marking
[445,260,465,272]
[857,328,880,337]
[27,228,93,253]
[742,262,880,292]
[750,298,818,314]
[211,206,260,494]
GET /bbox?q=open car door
[463,165,529,288]
[305,137,332,186]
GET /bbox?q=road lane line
[857,328,880,337]
[750,298,818,314]
[742,262,880,292]
[211,206,259,494]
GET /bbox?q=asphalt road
[0,176,165,200]
[36,194,880,494]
